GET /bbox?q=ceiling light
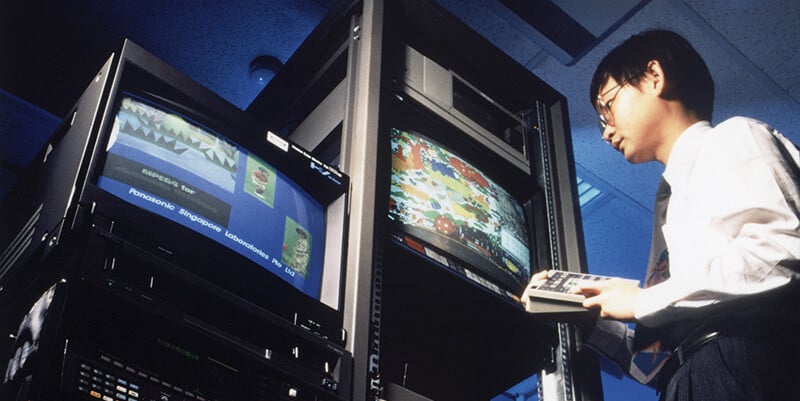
[249,55,283,86]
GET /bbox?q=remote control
[526,270,639,303]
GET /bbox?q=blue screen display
[97,95,326,299]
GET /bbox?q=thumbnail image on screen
[96,95,326,299]
[388,128,531,287]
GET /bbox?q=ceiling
[0,0,338,115]
[2,0,800,399]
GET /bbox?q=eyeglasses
[595,74,642,134]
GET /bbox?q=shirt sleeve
[635,118,800,327]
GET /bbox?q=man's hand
[579,278,642,321]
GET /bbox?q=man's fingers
[582,294,600,309]
[577,281,603,296]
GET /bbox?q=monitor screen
[96,95,327,300]
[388,127,531,294]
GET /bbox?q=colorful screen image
[244,155,278,207]
[96,95,326,299]
[282,217,313,278]
[108,96,239,193]
[389,128,531,286]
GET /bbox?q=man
[547,29,800,400]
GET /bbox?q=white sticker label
[266,131,289,152]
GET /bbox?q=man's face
[596,76,662,164]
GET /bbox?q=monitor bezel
[75,40,349,341]
[382,94,539,300]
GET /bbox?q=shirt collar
[662,120,712,187]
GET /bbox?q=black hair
[589,29,714,121]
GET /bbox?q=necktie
[645,178,671,288]
[628,177,672,383]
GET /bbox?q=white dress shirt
[585,117,800,385]
[635,117,800,327]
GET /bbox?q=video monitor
[388,126,533,299]
[60,41,351,340]
[96,94,329,298]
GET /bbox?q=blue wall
[0,89,60,199]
